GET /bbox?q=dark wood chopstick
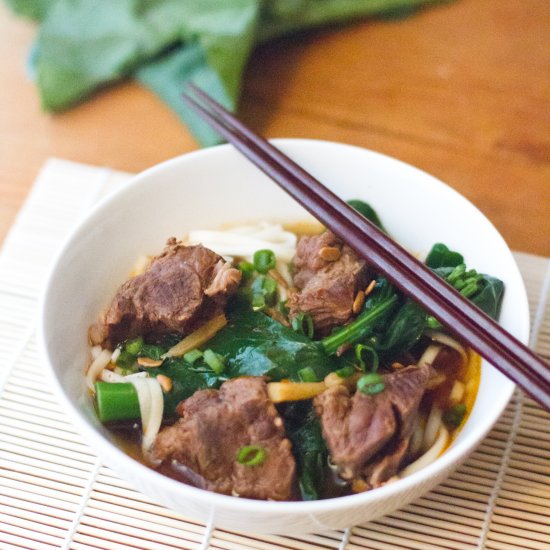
[183,84,550,411]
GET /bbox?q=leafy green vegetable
[347,199,387,232]
[4,0,53,21]
[322,237,505,364]
[139,344,165,361]
[425,243,464,268]
[471,275,505,320]
[147,360,221,419]
[376,299,427,358]
[6,0,449,145]
[321,277,398,355]
[208,308,336,381]
[287,406,327,501]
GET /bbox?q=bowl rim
[38,138,528,515]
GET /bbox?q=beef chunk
[314,364,431,487]
[151,377,296,501]
[288,231,368,335]
[89,239,241,348]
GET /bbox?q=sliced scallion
[355,344,379,372]
[203,349,225,375]
[253,249,276,274]
[95,381,140,423]
[183,349,203,365]
[236,445,266,466]
[291,312,314,338]
[238,260,255,282]
[357,373,385,395]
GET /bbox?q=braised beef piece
[314,364,431,488]
[89,239,241,348]
[288,231,368,335]
[151,377,296,501]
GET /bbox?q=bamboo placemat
[0,158,549,550]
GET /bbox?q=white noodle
[424,329,467,365]
[142,378,164,458]
[86,349,112,391]
[110,347,121,363]
[131,378,151,434]
[423,405,443,452]
[187,222,297,262]
[99,370,149,383]
[123,372,150,381]
[449,380,465,404]
[99,369,123,383]
[400,426,449,478]
[418,344,442,368]
[98,370,161,456]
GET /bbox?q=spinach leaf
[425,243,464,268]
[286,405,327,501]
[148,359,221,419]
[471,275,505,320]
[207,309,336,381]
[377,299,427,358]
[347,199,387,232]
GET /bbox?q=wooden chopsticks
[182,84,550,411]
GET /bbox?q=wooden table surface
[1,0,548,256]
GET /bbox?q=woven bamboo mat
[0,158,549,550]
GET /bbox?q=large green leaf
[208,308,336,381]
[6,0,450,145]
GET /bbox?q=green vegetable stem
[95,382,140,423]
[321,277,398,355]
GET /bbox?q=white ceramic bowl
[39,139,529,534]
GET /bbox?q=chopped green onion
[95,381,140,423]
[355,344,379,372]
[253,249,276,274]
[203,349,225,375]
[124,337,143,356]
[357,373,385,395]
[443,403,467,428]
[298,366,319,382]
[236,445,267,466]
[251,292,266,310]
[238,261,255,282]
[291,312,314,338]
[251,275,278,308]
[183,349,203,364]
[336,365,355,378]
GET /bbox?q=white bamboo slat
[0,160,548,550]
